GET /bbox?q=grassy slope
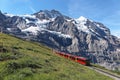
[0,33,113,80]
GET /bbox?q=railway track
[89,66,120,80]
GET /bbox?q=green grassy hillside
[0,33,113,80]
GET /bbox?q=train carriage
[55,51,90,66]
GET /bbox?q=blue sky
[0,0,120,37]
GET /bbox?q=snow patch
[66,19,73,22]
[94,23,107,31]
[116,49,120,52]
[22,26,42,35]
[20,14,36,19]
[5,14,36,19]
[22,26,71,38]
[7,28,12,31]
[5,13,15,17]
[75,16,90,33]
[77,16,87,22]
[25,19,32,24]
[96,24,100,27]
[48,30,71,38]
[37,19,50,24]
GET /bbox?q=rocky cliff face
[0,10,120,70]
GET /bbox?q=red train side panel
[54,51,90,66]
[76,58,86,65]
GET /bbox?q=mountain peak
[77,16,87,22]
[51,9,61,13]
[34,9,63,19]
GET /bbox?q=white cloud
[111,30,120,38]
[29,6,36,13]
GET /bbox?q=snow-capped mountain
[0,10,120,70]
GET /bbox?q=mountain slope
[0,33,113,80]
[0,10,120,70]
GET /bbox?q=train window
[77,58,80,60]
[60,54,64,56]
[64,54,68,58]
[70,56,75,60]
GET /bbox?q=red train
[55,51,90,66]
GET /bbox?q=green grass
[0,33,113,80]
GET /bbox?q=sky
[0,0,120,37]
